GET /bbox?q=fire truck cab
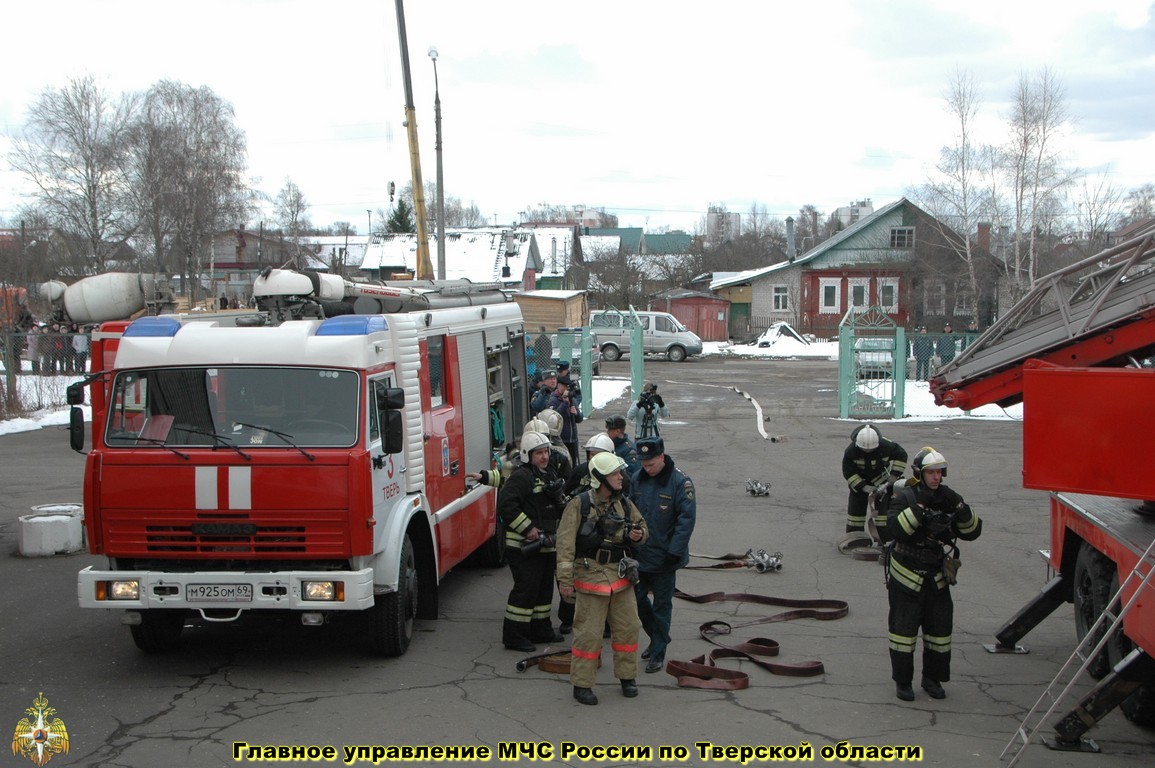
[69,270,529,656]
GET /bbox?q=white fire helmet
[854,424,880,451]
[912,447,948,480]
[522,418,550,437]
[519,432,552,463]
[584,433,614,455]
[538,409,563,438]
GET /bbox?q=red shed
[648,289,730,342]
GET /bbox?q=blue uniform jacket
[629,455,696,572]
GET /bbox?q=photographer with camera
[626,383,669,440]
[557,453,648,705]
[497,432,568,652]
[884,448,981,702]
[629,436,696,674]
[547,374,584,464]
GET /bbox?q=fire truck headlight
[302,581,343,601]
[99,580,140,600]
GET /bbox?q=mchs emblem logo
[12,693,70,767]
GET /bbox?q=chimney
[977,222,991,251]
[786,216,796,262]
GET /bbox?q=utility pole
[393,0,433,280]
[429,47,446,280]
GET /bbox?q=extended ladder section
[930,223,1155,410]
[1001,537,1155,766]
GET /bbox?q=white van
[588,309,704,362]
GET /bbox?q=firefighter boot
[895,682,915,701]
[921,678,946,699]
[573,686,598,706]
[503,619,535,653]
[620,679,638,698]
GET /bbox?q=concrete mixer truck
[41,272,176,325]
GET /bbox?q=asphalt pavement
[0,357,1152,767]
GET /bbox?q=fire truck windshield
[104,367,360,448]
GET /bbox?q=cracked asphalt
[1,356,1152,767]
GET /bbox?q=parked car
[854,337,895,378]
[588,310,703,362]
[551,330,601,377]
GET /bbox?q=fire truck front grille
[101,512,350,557]
[145,523,308,553]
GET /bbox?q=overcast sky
[1,0,1152,234]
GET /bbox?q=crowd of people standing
[15,322,91,375]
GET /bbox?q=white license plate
[186,584,253,602]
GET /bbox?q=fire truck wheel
[1073,542,1122,680]
[369,535,417,656]
[129,609,186,653]
[474,518,507,568]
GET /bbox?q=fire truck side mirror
[66,383,85,405]
[375,384,406,454]
[69,407,86,453]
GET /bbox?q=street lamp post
[429,46,446,280]
[367,209,372,239]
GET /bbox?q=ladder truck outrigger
[930,222,1155,751]
[67,268,529,656]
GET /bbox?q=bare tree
[1071,171,1123,253]
[917,69,985,318]
[8,75,137,274]
[1120,183,1155,226]
[275,178,312,264]
[1005,68,1076,300]
[130,81,248,301]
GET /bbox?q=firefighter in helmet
[497,431,567,652]
[556,452,648,705]
[884,447,981,701]
[841,424,908,533]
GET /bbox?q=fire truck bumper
[77,566,376,611]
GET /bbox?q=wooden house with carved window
[710,198,1001,339]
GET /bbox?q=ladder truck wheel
[369,535,417,656]
[1073,542,1123,680]
[129,609,186,653]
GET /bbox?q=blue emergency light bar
[316,315,389,336]
[122,316,182,337]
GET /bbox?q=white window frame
[772,284,789,311]
[877,277,899,313]
[819,278,841,314]
[848,277,870,309]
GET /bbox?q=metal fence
[1,330,89,418]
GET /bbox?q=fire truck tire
[1122,685,1155,727]
[473,518,507,567]
[1073,542,1121,680]
[601,344,621,362]
[129,610,186,653]
[369,535,417,656]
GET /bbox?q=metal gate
[838,306,905,419]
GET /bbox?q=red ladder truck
[930,222,1155,748]
[67,268,528,656]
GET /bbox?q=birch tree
[1005,68,1076,300]
[8,75,137,273]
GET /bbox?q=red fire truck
[67,269,529,656]
[931,222,1155,749]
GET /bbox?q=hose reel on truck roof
[252,268,512,321]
